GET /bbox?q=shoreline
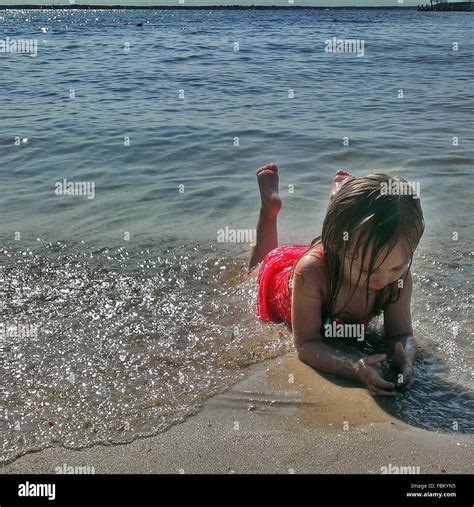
[0,5,416,10]
[1,352,472,474]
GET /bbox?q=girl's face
[343,241,411,293]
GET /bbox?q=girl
[248,163,424,396]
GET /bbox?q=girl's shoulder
[291,249,329,303]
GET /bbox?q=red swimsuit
[257,243,317,325]
[257,243,377,328]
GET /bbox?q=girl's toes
[257,163,278,175]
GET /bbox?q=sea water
[0,7,472,465]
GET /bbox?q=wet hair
[292,172,424,319]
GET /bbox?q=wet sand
[1,352,472,474]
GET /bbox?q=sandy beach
[1,352,472,475]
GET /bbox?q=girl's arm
[291,255,395,395]
[383,269,417,387]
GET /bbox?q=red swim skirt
[257,243,321,325]
[256,243,380,333]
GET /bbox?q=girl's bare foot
[247,163,282,272]
[257,163,282,220]
[329,169,354,205]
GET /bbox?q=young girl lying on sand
[248,164,424,396]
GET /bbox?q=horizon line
[0,4,418,9]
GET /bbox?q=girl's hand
[393,342,415,389]
[355,354,396,396]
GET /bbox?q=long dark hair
[292,172,424,319]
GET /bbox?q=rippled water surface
[0,8,473,464]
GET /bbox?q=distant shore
[0,4,415,10]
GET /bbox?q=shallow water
[0,8,473,464]
[0,239,293,460]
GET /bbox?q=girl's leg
[247,167,352,274]
[247,163,282,273]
